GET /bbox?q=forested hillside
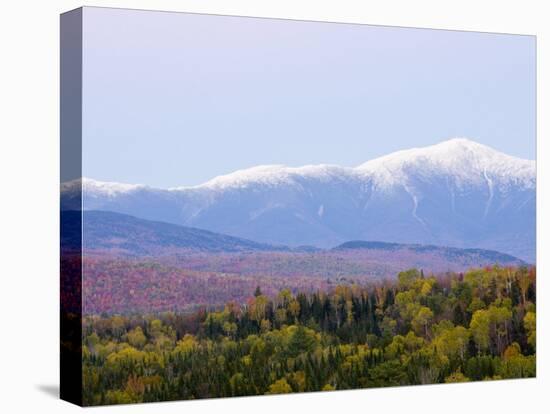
[81,265,536,405]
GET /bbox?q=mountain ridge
[61,138,536,261]
[64,209,526,268]
[334,240,525,266]
[62,210,291,254]
[62,138,535,192]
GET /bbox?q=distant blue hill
[334,240,526,266]
[62,210,289,254]
[61,210,527,273]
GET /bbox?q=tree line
[81,265,536,405]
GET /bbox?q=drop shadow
[36,384,59,399]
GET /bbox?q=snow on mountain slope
[61,177,146,197]
[171,164,357,192]
[357,138,534,190]
[61,138,536,262]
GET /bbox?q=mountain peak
[356,137,534,189]
[358,138,502,168]
[426,137,506,158]
[437,137,489,148]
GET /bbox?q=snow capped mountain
[187,164,355,191]
[62,138,536,262]
[62,177,146,196]
[357,138,534,190]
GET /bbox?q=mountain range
[61,210,290,254]
[63,210,525,281]
[61,138,536,262]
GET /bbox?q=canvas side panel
[60,7,83,407]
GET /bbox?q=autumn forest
[81,265,536,405]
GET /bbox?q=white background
[0,0,547,412]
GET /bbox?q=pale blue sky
[82,7,535,188]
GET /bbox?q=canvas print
[60,7,536,406]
